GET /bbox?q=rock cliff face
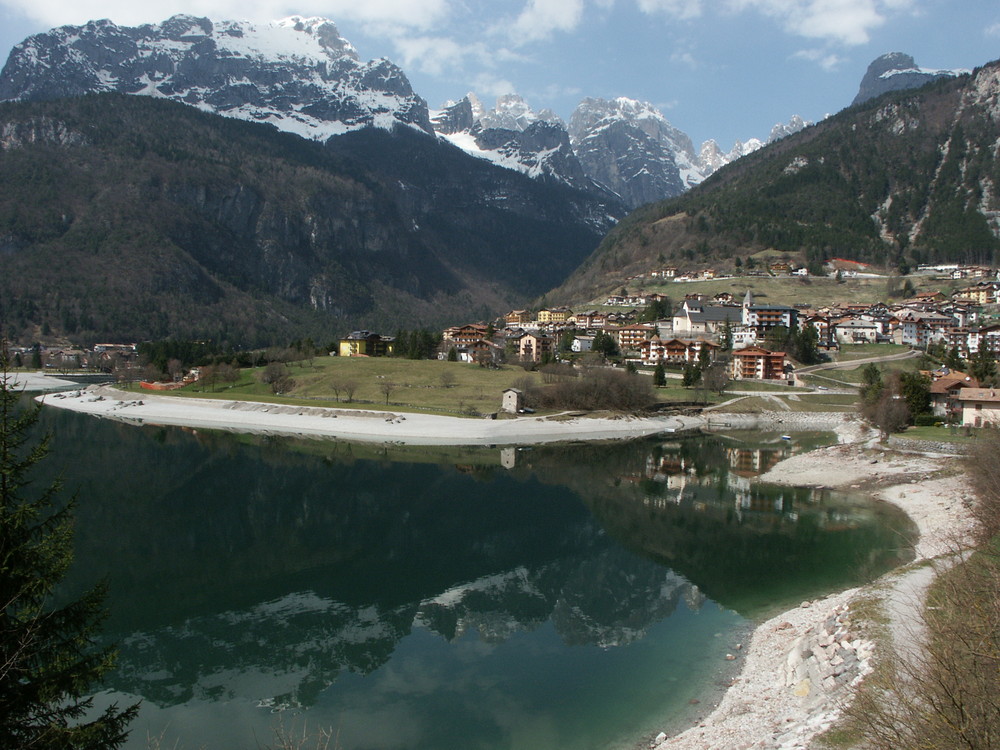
[852,52,967,106]
[0,15,433,138]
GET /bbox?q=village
[325,261,1000,427]
[11,261,1000,428]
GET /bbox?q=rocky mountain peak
[853,52,966,106]
[769,114,810,142]
[0,15,430,138]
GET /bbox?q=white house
[958,388,1000,427]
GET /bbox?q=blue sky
[1,1,997,149]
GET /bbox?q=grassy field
[827,344,911,362]
[117,351,889,417]
[898,425,983,444]
[803,358,920,386]
[141,356,748,416]
[605,274,961,309]
[145,357,534,416]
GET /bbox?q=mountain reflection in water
[35,404,914,750]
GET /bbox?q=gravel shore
[651,423,976,750]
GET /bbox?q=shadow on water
[27,398,916,749]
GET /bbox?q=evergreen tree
[944,346,964,371]
[592,331,619,358]
[682,362,701,387]
[653,362,666,387]
[0,348,137,747]
[970,346,998,385]
[860,362,884,404]
[720,319,733,352]
[898,371,931,419]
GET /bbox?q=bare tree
[167,358,184,382]
[379,380,397,406]
[847,430,1000,749]
[341,379,358,403]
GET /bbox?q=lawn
[897,425,983,444]
[828,344,911,362]
[140,356,730,416]
[604,273,961,310]
[813,359,920,385]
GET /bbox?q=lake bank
[35,385,853,446]
[30,382,944,749]
[652,432,977,750]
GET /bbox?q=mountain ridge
[546,60,998,305]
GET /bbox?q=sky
[0,1,998,149]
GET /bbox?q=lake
[33,402,915,750]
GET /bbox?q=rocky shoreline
[651,425,976,750]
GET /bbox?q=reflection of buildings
[725,445,784,477]
[629,442,798,521]
[501,447,517,470]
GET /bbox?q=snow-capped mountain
[0,13,811,211]
[0,14,433,138]
[432,93,596,191]
[853,52,968,106]
[567,96,702,208]
[434,93,706,209]
[433,92,811,209]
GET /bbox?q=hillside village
[13,263,1000,427]
[435,265,1000,370]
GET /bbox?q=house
[741,290,798,335]
[614,323,657,352]
[516,332,553,363]
[891,309,956,348]
[571,311,606,329]
[443,323,490,345]
[833,318,879,345]
[537,306,573,323]
[571,335,595,353]
[505,310,532,326]
[929,372,979,421]
[730,347,786,380]
[338,331,395,357]
[639,337,717,365]
[501,388,524,414]
[958,388,1000,427]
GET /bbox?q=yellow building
[338,331,395,357]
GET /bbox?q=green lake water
[33,402,916,750]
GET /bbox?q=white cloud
[0,0,452,31]
[728,0,915,46]
[793,47,845,70]
[671,49,699,68]
[472,73,518,99]
[391,34,526,77]
[987,21,1000,38]
[636,0,703,20]
[506,0,585,44]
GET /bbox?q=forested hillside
[0,94,620,345]
[550,60,1000,304]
